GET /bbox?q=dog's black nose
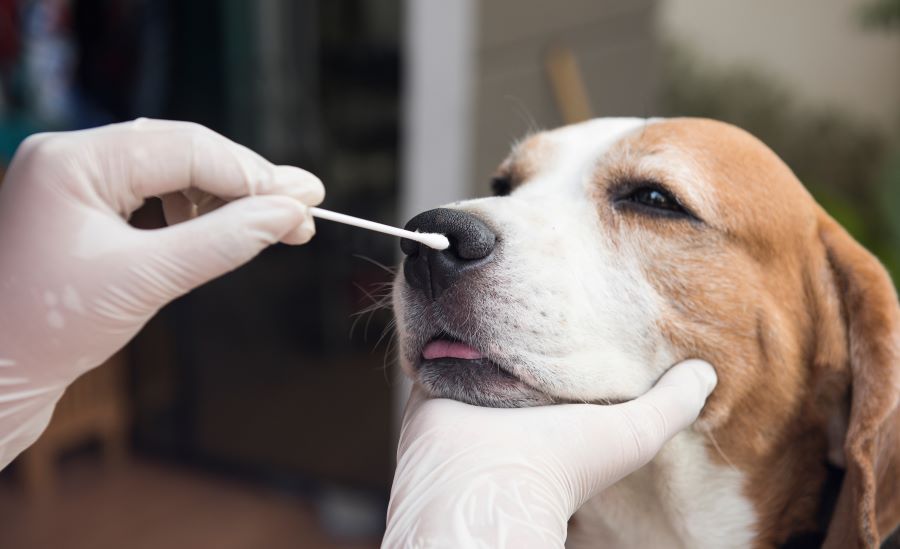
[401,208,496,299]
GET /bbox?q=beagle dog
[393,118,900,548]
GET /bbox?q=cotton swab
[310,207,450,250]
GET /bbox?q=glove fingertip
[280,212,315,245]
[275,165,325,206]
[663,359,717,399]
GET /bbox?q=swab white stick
[310,207,450,250]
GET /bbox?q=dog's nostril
[454,231,494,261]
[401,208,496,299]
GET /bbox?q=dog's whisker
[373,318,397,353]
[353,282,394,308]
[372,312,396,353]
[504,95,542,137]
[350,281,394,341]
[704,431,739,473]
[381,334,400,385]
[363,301,381,341]
[353,254,398,275]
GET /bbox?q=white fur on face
[394,117,676,404]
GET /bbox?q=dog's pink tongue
[422,340,484,360]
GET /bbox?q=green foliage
[873,150,900,278]
[659,45,900,281]
[860,0,900,29]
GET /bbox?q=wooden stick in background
[544,45,593,124]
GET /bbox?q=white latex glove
[384,359,717,548]
[0,119,324,469]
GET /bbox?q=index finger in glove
[604,359,717,467]
[80,119,324,212]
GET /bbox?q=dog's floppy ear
[819,212,900,549]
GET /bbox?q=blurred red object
[0,0,18,66]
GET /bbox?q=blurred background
[0,0,897,547]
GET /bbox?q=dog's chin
[416,357,555,408]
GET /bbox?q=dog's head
[392,117,900,546]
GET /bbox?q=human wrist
[385,463,570,548]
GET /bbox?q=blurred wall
[471,0,659,194]
[659,0,900,131]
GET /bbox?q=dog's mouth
[415,332,555,408]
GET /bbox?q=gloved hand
[383,359,717,548]
[0,119,324,469]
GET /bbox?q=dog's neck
[567,417,844,549]
[568,429,756,549]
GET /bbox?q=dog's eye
[630,188,681,211]
[491,176,512,197]
[617,185,695,219]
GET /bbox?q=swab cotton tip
[417,232,450,250]
[309,207,451,250]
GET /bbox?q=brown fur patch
[588,118,900,547]
[495,135,553,191]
